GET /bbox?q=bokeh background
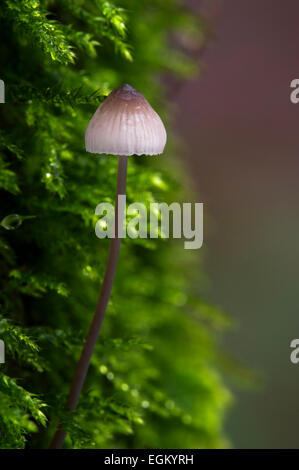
[177,0,299,449]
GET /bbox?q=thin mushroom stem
[49,155,128,449]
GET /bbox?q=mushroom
[50,84,166,448]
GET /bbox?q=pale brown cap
[85,84,167,156]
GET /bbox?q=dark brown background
[176,0,299,448]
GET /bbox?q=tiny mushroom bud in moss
[50,84,167,449]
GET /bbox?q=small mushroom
[85,83,166,156]
[50,84,167,449]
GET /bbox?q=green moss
[0,0,231,449]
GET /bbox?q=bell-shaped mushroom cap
[85,84,167,156]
